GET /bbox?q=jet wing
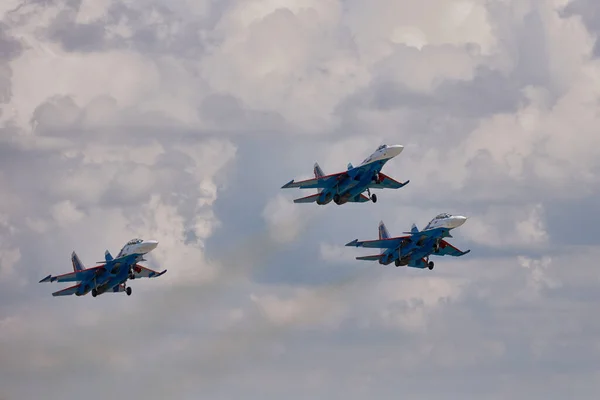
[356,254,384,261]
[40,266,105,283]
[282,172,344,189]
[345,236,409,249]
[368,173,409,189]
[130,264,167,279]
[52,284,81,296]
[437,240,470,257]
[293,193,321,203]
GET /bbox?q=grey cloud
[29,0,232,56]
[3,0,600,399]
[0,22,22,105]
[0,23,21,62]
[199,93,288,134]
[561,0,600,56]
[344,64,522,119]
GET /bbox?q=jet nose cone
[386,145,404,158]
[450,216,468,228]
[141,240,159,253]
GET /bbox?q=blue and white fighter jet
[282,144,409,205]
[39,238,166,297]
[346,213,471,270]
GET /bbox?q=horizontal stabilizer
[44,266,105,283]
[356,254,383,261]
[281,171,343,190]
[293,193,320,203]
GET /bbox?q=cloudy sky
[1,0,600,398]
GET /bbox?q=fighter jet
[346,213,471,270]
[39,238,166,297]
[281,144,409,205]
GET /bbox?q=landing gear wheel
[129,273,135,280]
[333,194,340,204]
[126,287,132,296]
[395,259,400,267]
[91,288,97,297]
[428,261,434,270]
[371,193,377,203]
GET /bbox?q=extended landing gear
[333,194,341,204]
[366,188,377,203]
[126,287,132,296]
[91,288,97,297]
[395,259,400,267]
[428,261,434,270]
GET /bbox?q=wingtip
[402,179,410,186]
[345,239,359,247]
[281,179,295,189]
[39,274,52,283]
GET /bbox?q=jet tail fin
[347,162,353,170]
[105,250,114,262]
[411,224,418,234]
[71,251,85,272]
[314,162,325,193]
[403,224,420,235]
[378,221,390,240]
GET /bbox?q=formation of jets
[283,144,470,269]
[39,144,470,298]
